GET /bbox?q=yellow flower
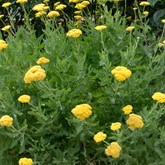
[126,26,135,32]
[36,57,50,64]
[0,15,4,19]
[69,0,80,3]
[139,1,150,6]
[81,1,90,6]
[35,11,46,17]
[95,25,107,31]
[1,25,11,31]
[161,19,165,23]
[152,92,165,103]
[143,11,149,16]
[74,11,81,14]
[18,95,31,103]
[126,113,144,129]
[75,3,86,10]
[2,2,12,8]
[54,2,61,6]
[0,40,8,51]
[24,65,46,83]
[71,104,92,120]
[47,11,60,17]
[55,4,67,10]
[0,115,13,127]
[74,15,82,20]
[66,29,82,38]
[18,158,33,165]
[158,43,165,47]
[110,122,121,131]
[122,105,133,114]
[16,0,28,4]
[44,0,49,2]
[163,40,165,45]
[111,66,132,81]
[93,132,107,143]
[105,142,122,158]
[32,3,46,11]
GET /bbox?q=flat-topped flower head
[0,15,4,19]
[71,104,92,120]
[32,3,46,11]
[111,66,132,81]
[122,105,133,114]
[47,11,60,18]
[126,26,135,32]
[36,57,50,64]
[66,29,82,38]
[93,132,107,143]
[1,25,11,31]
[152,92,165,103]
[105,142,122,158]
[2,2,12,8]
[143,11,149,16]
[161,19,165,23]
[16,0,28,4]
[0,40,8,51]
[110,122,121,131]
[95,25,107,31]
[19,158,33,165]
[126,113,144,129]
[0,115,13,127]
[55,4,67,10]
[139,1,150,6]
[18,95,31,103]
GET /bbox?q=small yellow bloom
[35,11,46,17]
[143,11,149,16]
[18,95,31,103]
[71,104,92,120]
[55,4,67,10]
[126,113,144,129]
[47,11,60,17]
[158,43,165,47]
[1,25,11,31]
[139,1,150,6]
[122,105,133,114]
[32,3,46,11]
[66,29,82,38]
[95,25,107,31]
[75,3,86,10]
[105,142,122,158]
[152,92,165,103]
[163,40,165,45]
[0,15,4,19]
[0,40,8,51]
[16,0,28,4]
[81,1,90,6]
[111,66,132,81]
[18,158,33,165]
[54,2,61,6]
[36,57,50,64]
[74,15,82,20]
[0,115,13,127]
[2,2,12,8]
[69,0,80,2]
[74,11,81,14]
[161,19,165,23]
[93,132,107,143]
[110,122,121,131]
[126,26,135,32]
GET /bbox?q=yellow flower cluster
[66,29,82,38]
[122,105,133,114]
[47,11,60,18]
[16,0,28,4]
[126,26,135,32]
[110,122,121,131]
[32,3,49,17]
[0,115,13,127]
[95,25,107,31]
[24,65,46,83]
[2,2,12,8]
[1,25,11,31]
[111,66,132,81]
[93,132,107,143]
[143,11,149,16]
[152,92,165,103]
[18,95,31,103]
[139,1,150,6]
[18,157,33,165]
[74,1,90,10]
[55,4,67,10]
[71,104,92,120]
[0,14,4,19]
[105,142,122,158]
[36,57,50,64]
[0,39,8,51]
[126,113,144,129]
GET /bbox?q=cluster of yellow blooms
[71,104,92,120]
[111,66,132,81]
[95,25,107,31]
[152,92,165,103]
[0,39,8,51]
[66,29,82,38]
[0,115,13,127]
[110,122,121,131]
[18,157,33,165]
[122,105,133,114]
[24,65,46,83]
[18,95,31,103]
[36,57,50,64]
[93,132,107,143]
